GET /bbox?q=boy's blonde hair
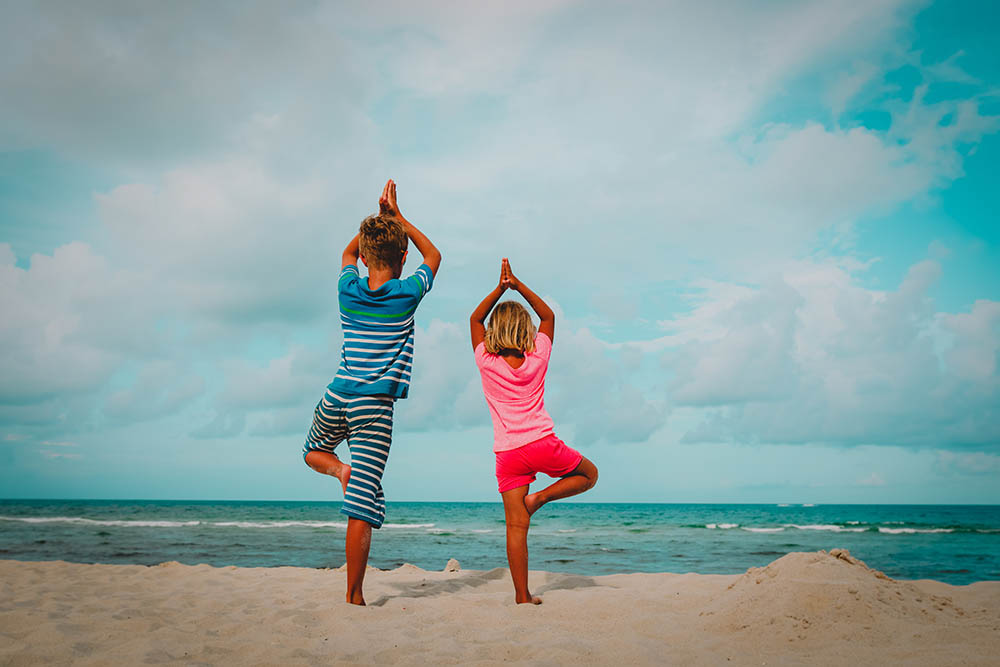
[359,214,408,268]
[485,301,536,354]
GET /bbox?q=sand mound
[698,549,968,643]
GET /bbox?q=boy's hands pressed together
[377,178,441,275]
[379,179,401,219]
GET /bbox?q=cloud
[0,1,373,164]
[200,344,338,438]
[543,305,667,446]
[40,450,81,460]
[95,159,346,328]
[936,450,1000,475]
[937,299,1000,381]
[104,362,205,424]
[664,277,803,406]
[665,258,999,448]
[1,0,998,503]
[856,472,886,486]
[0,241,157,404]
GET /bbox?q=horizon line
[2,497,998,507]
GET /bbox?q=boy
[303,179,441,605]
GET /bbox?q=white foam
[705,523,739,529]
[0,515,439,530]
[878,527,954,534]
[802,504,816,507]
[777,503,790,507]
[741,527,785,533]
[557,529,577,533]
[213,520,347,529]
[785,524,866,533]
[0,516,200,528]
[470,529,493,534]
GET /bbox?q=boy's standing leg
[339,397,393,605]
[345,518,372,605]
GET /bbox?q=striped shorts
[303,389,394,528]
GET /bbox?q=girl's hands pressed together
[501,258,521,291]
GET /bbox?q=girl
[470,258,599,605]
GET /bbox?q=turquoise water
[1,500,998,584]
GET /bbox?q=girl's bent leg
[304,450,351,495]
[500,486,542,605]
[345,517,372,605]
[524,456,598,516]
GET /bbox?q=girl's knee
[506,516,530,532]
[578,458,598,488]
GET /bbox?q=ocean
[1,500,998,585]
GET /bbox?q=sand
[1,549,998,666]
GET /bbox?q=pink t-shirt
[474,332,556,453]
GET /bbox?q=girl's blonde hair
[485,301,536,354]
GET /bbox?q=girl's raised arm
[502,259,554,343]
[470,261,508,350]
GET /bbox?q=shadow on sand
[368,568,601,606]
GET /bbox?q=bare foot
[336,464,351,496]
[515,593,543,605]
[524,492,544,516]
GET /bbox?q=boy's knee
[303,450,327,473]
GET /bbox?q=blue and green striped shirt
[328,263,434,399]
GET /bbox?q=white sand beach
[1,549,998,666]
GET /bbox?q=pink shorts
[495,434,583,493]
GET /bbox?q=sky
[1,0,998,503]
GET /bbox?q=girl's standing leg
[500,486,542,605]
[524,457,598,515]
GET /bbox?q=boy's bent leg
[345,517,372,605]
[303,392,350,493]
[525,456,598,516]
[500,486,541,605]
[304,451,351,495]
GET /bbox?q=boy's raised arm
[380,179,442,276]
[503,259,554,342]
[341,233,360,270]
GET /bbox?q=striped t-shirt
[328,263,434,399]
